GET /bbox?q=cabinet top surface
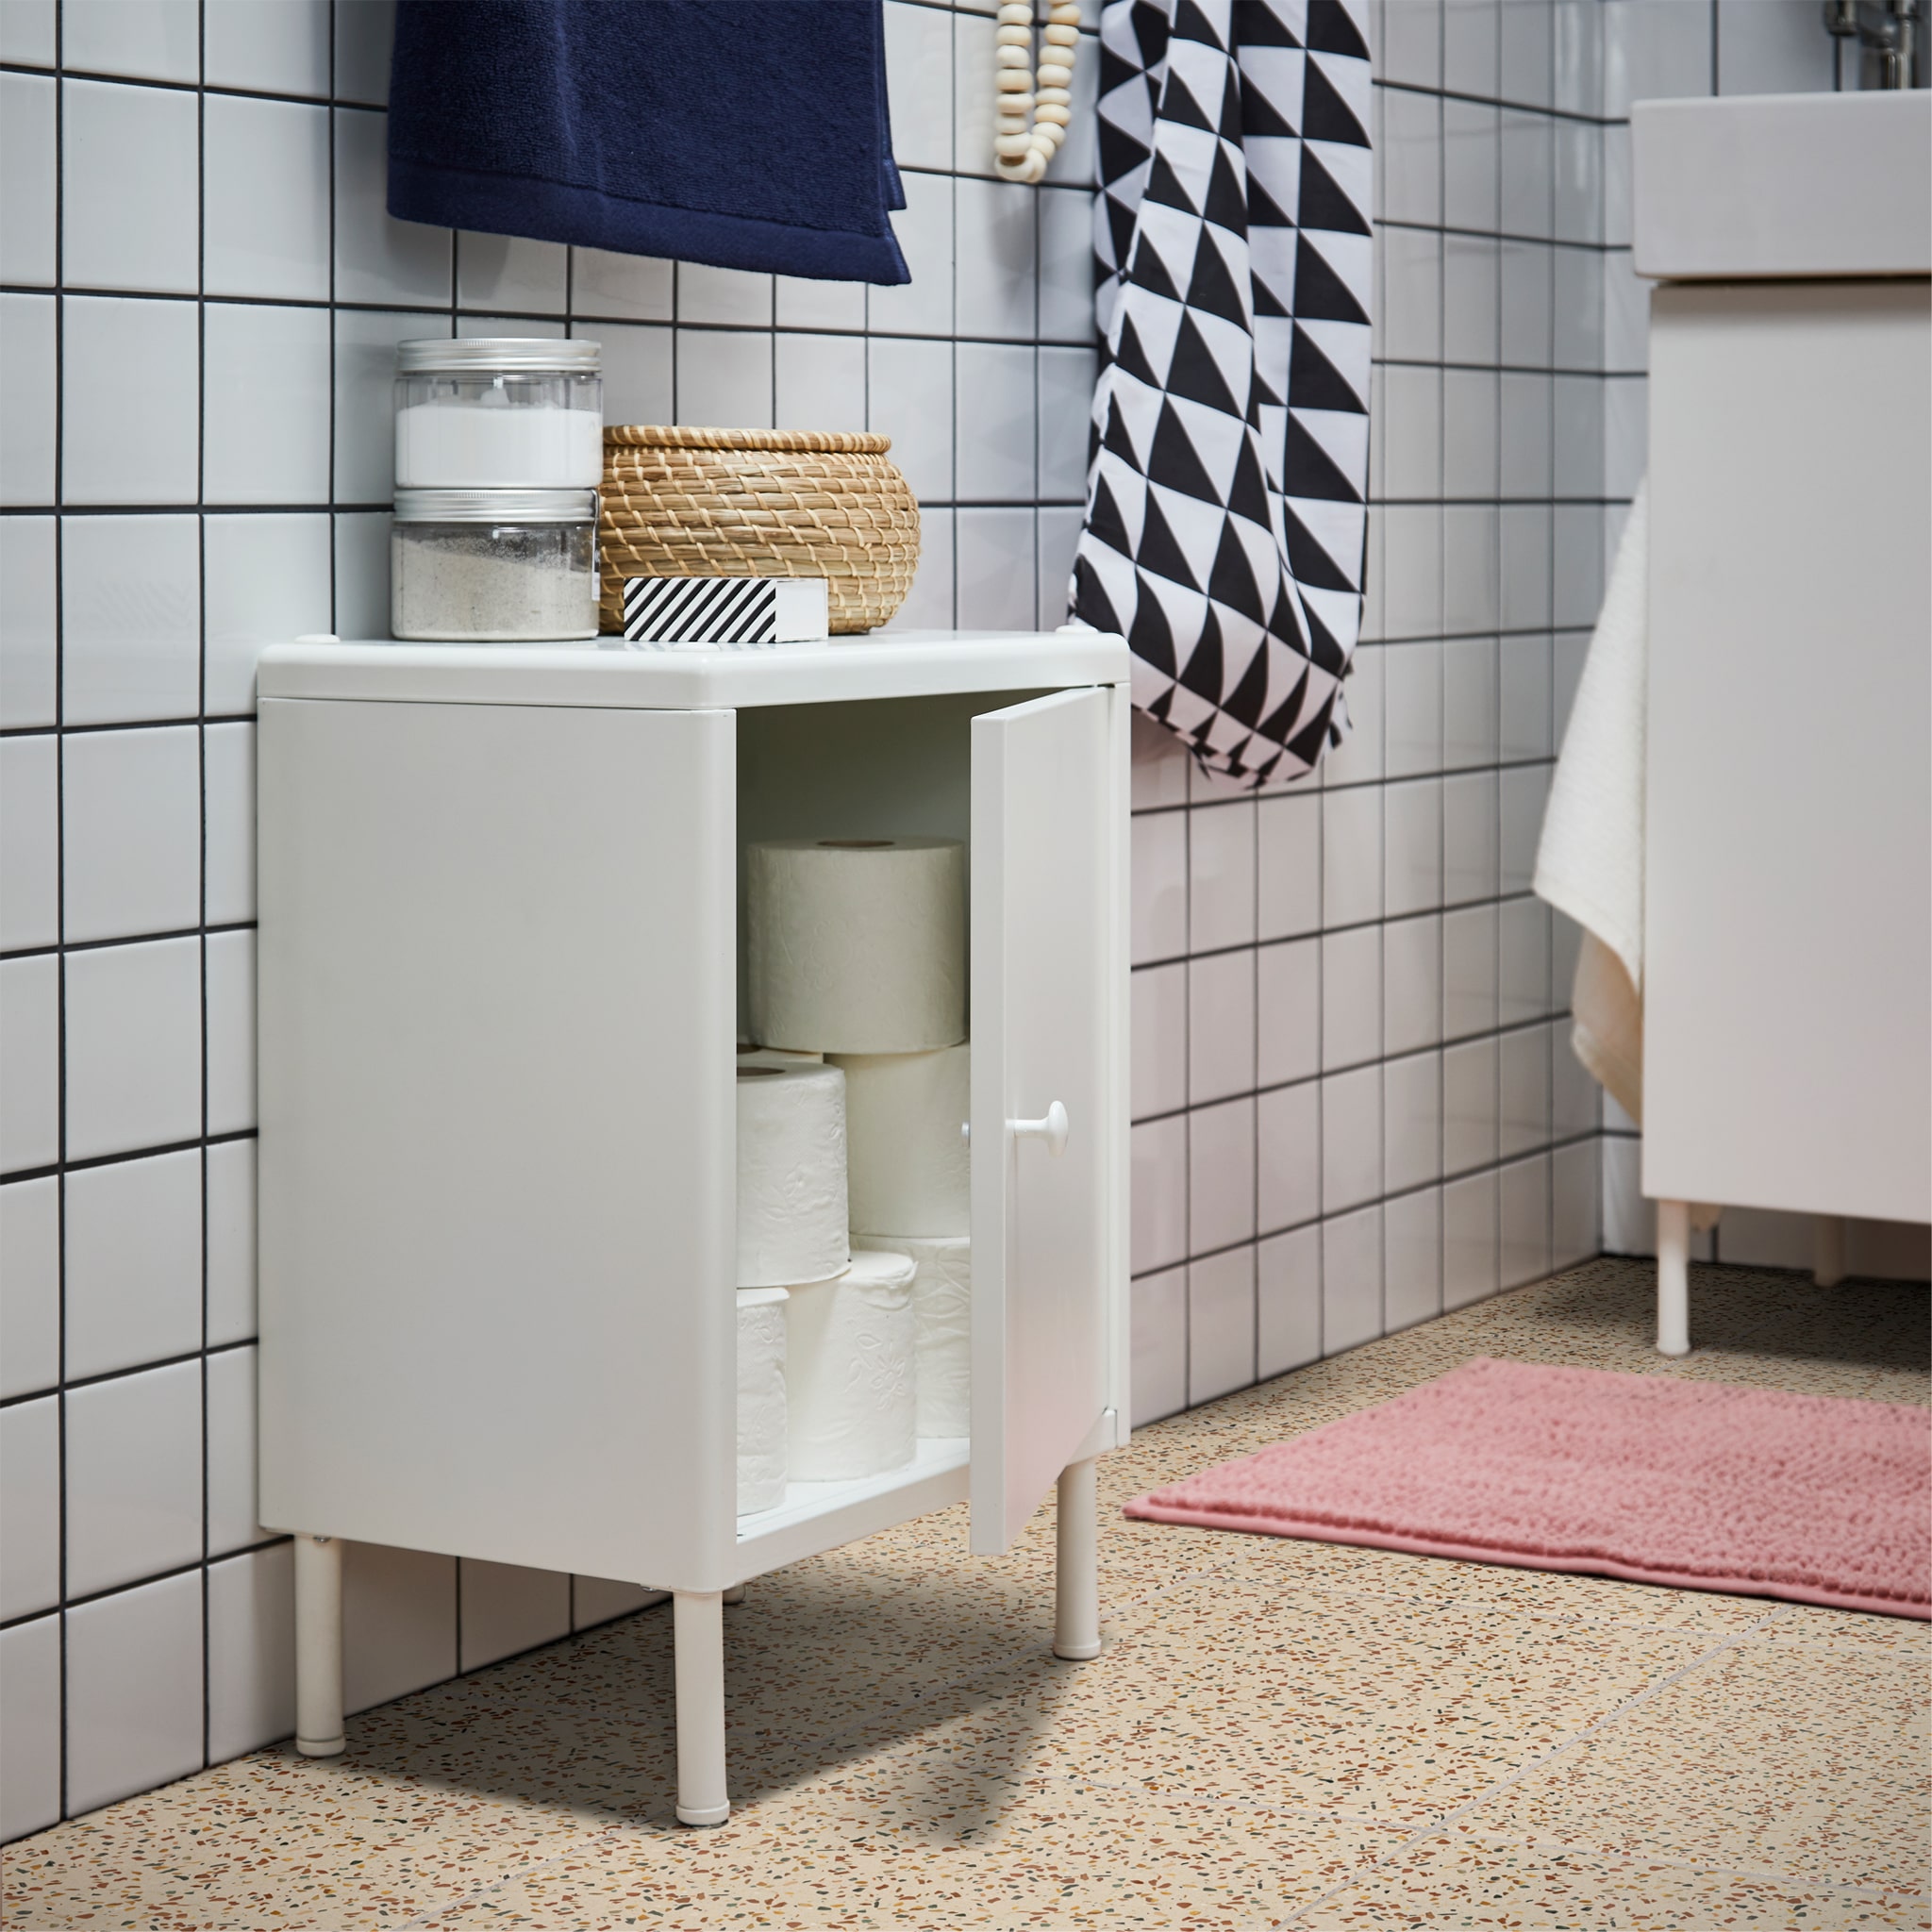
[258,629,1131,710]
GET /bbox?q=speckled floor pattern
[6,1258,1928,1930]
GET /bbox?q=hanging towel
[1070,0,1374,787]
[1535,481,1649,1124]
[386,1,909,285]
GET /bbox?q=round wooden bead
[1043,23,1079,45]
[995,67,1033,91]
[1034,102,1071,125]
[1035,84,1072,105]
[997,1,1033,20]
[995,42,1030,66]
[995,21,1032,42]
[1033,122,1065,149]
[1036,60,1073,86]
[995,130,1035,157]
[1047,2,1082,18]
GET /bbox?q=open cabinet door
[970,687,1118,1555]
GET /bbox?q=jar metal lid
[395,338,602,375]
[392,488,598,523]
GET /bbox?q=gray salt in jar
[391,488,600,642]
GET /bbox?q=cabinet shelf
[732,1439,971,1574]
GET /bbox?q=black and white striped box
[621,575,829,647]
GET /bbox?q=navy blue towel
[388,0,909,285]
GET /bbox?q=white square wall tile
[1442,1033,1499,1176]
[210,303,336,506]
[1442,233,1500,368]
[335,106,453,306]
[1130,1265,1188,1427]
[208,1543,297,1763]
[206,514,333,713]
[1189,1097,1256,1255]
[1600,1132,1651,1257]
[1442,771,1499,905]
[0,1176,59,1399]
[335,0,397,107]
[205,723,256,928]
[1038,505,1082,628]
[0,517,58,727]
[1500,1023,1551,1158]
[343,1541,457,1716]
[1501,1153,1551,1288]
[1131,962,1187,1122]
[62,515,203,726]
[872,170,956,339]
[1383,912,1443,1058]
[205,95,331,301]
[1381,225,1442,363]
[457,233,569,314]
[1441,98,1498,230]
[1130,806,1186,965]
[955,508,1037,630]
[1322,783,1383,929]
[1324,648,1385,788]
[1188,1244,1256,1407]
[953,175,1038,342]
[62,726,203,944]
[775,334,868,437]
[0,957,58,1174]
[207,0,331,92]
[1039,185,1096,345]
[207,1138,258,1348]
[1441,506,1499,635]
[1257,937,1320,1090]
[1442,369,1499,501]
[208,1345,271,1557]
[1500,634,1553,762]
[1381,86,1442,225]
[61,0,198,79]
[1130,1113,1188,1275]
[886,507,955,631]
[1499,896,1551,1027]
[571,250,674,322]
[1500,763,1550,893]
[1500,506,1554,634]
[459,1559,572,1671]
[1551,1019,1599,1141]
[1189,948,1255,1107]
[597,322,675,428]
[0,0,56,65]
[62,78,198,293]
[1381,365,1441,504]
[336,308,444,504]
[955,341,1037,502]
[1038,346,1094,503]
[0,295,56,504]
[1,74,57,286]
[0,1396,58,1619]
[1380,504,1441,641]
[1322,1063,1383,1215]
[776,273,866,333]
[1257,1224,1321,1379]
[1551,1139,1599,1268]
[1384,1186,1443,1332]
[65,1571,205,1818]
[882,0,953,172]
[867,336,953,502]
[63,937,203,1163]
[1384,1049,1442,1196]
[1257,792,1320,940]
[675,262,772,326]
[572,1577,668,1629]
[208,930,258,1138]
[1257,1077,1320,1236]
[0,1615,60,1842]
[675,328,774,429]
[64,1359,203,1598]
[63,298,200,506]
[1384,641,1441,779]
[1189,802,1257,953]
[0,735,58,951]
[1384,777,1442,921]
[1499,108,1554,239]
[1322,1205,1383,1357]
[1442,1169,1499,1309]
[64,1149,203,1381]
[1321,924,1382,1074]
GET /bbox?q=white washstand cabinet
[256,628,1133,1825]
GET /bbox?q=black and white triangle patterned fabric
[1070,0,1373,786]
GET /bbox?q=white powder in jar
[391,519,600,641]
[395,403,603,489]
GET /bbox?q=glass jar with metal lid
[394,339,603,490]
[391,488,599,642]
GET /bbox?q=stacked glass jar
[391,339,604,642]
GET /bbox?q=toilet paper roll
[830,1046,971,1238]
[786,1250,917,1480]
[748,838,967,1055]
[854,1236,972,1439]
[736,1287,789,1516]
[738,1043,824,1069]
[737,1063,848,1288]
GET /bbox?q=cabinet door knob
[1008,1100,1069,1157]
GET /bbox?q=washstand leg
[1657,1199,1690,1357]
[1053,1457,1102,1662]
[722,1584,746,1606]
[673,1590,729,1826]
[294,1535,345,1757]
[1813,1215,1847,1289]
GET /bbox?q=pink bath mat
[1126,1358,1932,1618]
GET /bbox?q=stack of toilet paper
[733,836,974,1515]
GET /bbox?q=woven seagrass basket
[599,425,921,635]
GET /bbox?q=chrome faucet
[1824,0,1924,89]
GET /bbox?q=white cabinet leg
[673,1590,729,1826]
[1053,1457,1101,1661]
[293,1535,345,1757]
[1657,1200,1691,1357]
[1813,1214,1847,1289]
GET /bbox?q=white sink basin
[1633,90,1930,280]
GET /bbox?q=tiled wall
[0,0,1102,1839]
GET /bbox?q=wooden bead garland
[993,1,1080,184]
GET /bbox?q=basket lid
[604,424,892,456]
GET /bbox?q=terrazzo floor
[6,1257,1928,1930]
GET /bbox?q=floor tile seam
[1283,1605,1798,1924]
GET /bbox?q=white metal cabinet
[255,629,1133,1823]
